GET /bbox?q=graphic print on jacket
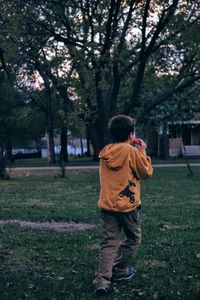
[119,180,136,203]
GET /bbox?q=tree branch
[145,0,179,55]
[0,46,10,78]
[136,74,200,122]
[117,0,136,55]
[124,0,151,111]
[124,0,180,113]
[141,0,151,55]
[101,0,117,54]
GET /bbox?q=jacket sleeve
[130,148,153,179]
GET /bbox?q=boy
[93,115,153,296]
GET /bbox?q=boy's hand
[132,138,146,152]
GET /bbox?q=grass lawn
[0,168,200,299]
[12,157,100,168]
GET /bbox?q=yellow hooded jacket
[98,143,153,212]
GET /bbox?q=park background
[0,0,200,299]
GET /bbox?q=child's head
[108,115,136,143]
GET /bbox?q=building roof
[168,112,200,125]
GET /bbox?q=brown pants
[93,208,141,290]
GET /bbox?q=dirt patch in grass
[0,220,96,232]
[27,200,54,208]
[143,259,167,268]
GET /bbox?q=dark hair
[108,115,136,142]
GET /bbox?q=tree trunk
[46,85,56,164]
[0,149,6,179]
[87,123,101,161]
[80,138,84,156]
[0,145,9,179]
[6,139,13,162]
[60,126,68,162]
[46,129,55,164]
[86,127,91,157]
[35,60,56,164]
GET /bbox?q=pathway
[12,163,200,172]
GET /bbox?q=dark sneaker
[95,287,109,296]
[112,266,135,281]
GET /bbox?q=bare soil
[0,220,96,232]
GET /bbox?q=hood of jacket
[99,143,130,171]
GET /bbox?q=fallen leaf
[57,276,65,281]
[29,284,35,289]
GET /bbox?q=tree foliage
[1,0,200,159]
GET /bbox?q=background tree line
[0,0,199,175]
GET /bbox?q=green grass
[12,156,99,168]
[0,168,200,299]
[8,156,97,169]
